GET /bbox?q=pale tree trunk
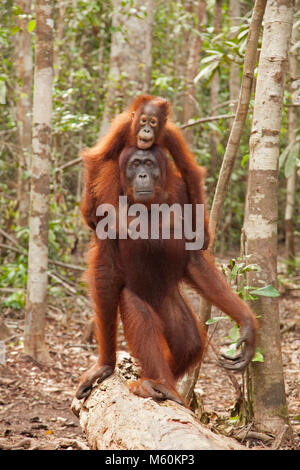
[285,1,299,269]
[15,0,33,227]
[99,0,154,136]
[244,0,293,435]
[182,0,206,147]
[209,0,222,167]
[24,0,54,365]
[180,0,267,402]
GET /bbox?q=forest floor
[0,257,299,451]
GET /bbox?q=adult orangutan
[76,144,258,405]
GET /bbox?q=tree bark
[14,0,33,227]
[284,1,299,269]
[99,0,154,137]
[244,0,293,435]
[71,353,244,450]
[24,0,53,365]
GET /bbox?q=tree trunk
[71,353,244,450]
[14,0,33,227]
[244,0,293,435]
[284,1,299,270]
[24,0,54,365]
[99,0,154,137]
[182,0,206,147]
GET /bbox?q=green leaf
[240,264,261,273]
[230,262,245,281]
[201,54,221,65]
[279,142,293,169]
[229,416,240,422]
[224,343,237,357]
[12,5,23,15]
[194,60,219,84]
[241,154,249,168]
[285,143,299,178]
[252,348,264,363]
[228,325,240,342]
[205,316,224,325]
[249,285,280,298]
[237,29,248,40]
[10,25,21,35]
[27,19,36,32]
[2,291,25,309]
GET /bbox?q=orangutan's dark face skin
[125,149,161,203]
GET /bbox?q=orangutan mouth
[137,136,154,149]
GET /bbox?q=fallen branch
[71,353,244,450]
[233,427,273,444]
[0,438,32,450]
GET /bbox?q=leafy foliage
[206,257,281,364]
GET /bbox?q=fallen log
[71,353,244,450]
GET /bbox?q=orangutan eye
[140,115,147,125]
[150,117,158,127]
